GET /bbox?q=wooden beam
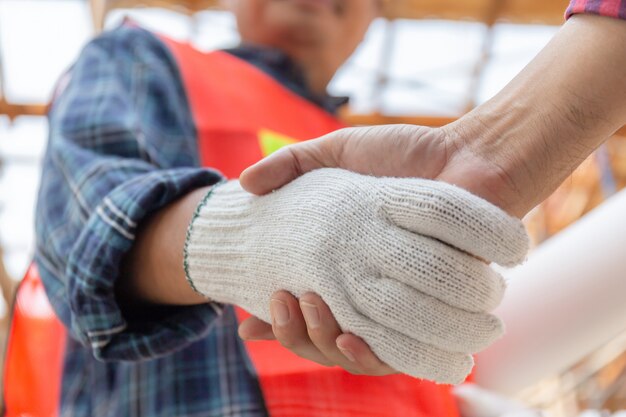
[341,111,626,137]
[499,0,570,25]
[0,99,47,121]
[341,112,456,128]
[90,0,222,32]
[382,0,569,25]
[90,0,570,25]
[0,247,15,317]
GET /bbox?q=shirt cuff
[566,0,626,20]
[42,167,225,361]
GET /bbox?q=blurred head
[228,0,382,93]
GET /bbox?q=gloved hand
[184,168,528,384]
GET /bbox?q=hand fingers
[269,291,334,367]
[253,291,469,381]
[238,317,276,340]
[240,124,450,196]
[261,291,397,376]
[335,333,397,376]
[381,178,529,266]
[299,292,393,375]
[341,274,504,353]
[341,308,475,384]
[376,228,506,312]
[240,134,338,195]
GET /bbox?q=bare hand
[237,124,524,375]
[239,291,397,376]
[240,124,526,217]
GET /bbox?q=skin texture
[231,0,380,95]
[241,14,626,218]
[238,14,626,365]
[121,8,626,378]
[120,0,393,376]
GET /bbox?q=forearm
[444,14,626,217]
[119,186,211,306]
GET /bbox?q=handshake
[185,167,528,384]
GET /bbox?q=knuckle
[344,367,363,376]
[276,333,304,350]
[305,325,326,341]
[307,335,331,353]
[308,334,344,357]
[306,356,335,367]
[317,360,335,368]
[359,364,383,376]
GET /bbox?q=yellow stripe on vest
[258,129,298,157]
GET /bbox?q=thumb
[238,316,276,341]
[240,134,339,195]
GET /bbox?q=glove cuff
[183,180,252,301]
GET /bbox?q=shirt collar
[223,44,349,115]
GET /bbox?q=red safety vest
[2,31,460,417]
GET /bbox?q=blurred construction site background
[1,1,625,415]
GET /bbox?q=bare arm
[237,14,626,372]
[118,186,210,306]
[117,13,626,377]
[241,14,626,219]
[441,13,626,216]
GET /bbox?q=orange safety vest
[3,31,461,417]
[3,265,65,417]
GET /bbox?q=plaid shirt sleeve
[35,25,225,362]
[567,0,626,19]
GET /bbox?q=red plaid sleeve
[566,0,626,19]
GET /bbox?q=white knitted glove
[184,168,528,384]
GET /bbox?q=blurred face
[230,0,381,67]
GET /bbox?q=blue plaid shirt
[35,25,344,417]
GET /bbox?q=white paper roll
[475,189,626,395]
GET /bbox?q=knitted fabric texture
[185,168,529,384]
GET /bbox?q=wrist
[439,108,529,218]
[441,13,626,217]
[119,185,213,307]
[441,93,593,217]
[184,181,251,302]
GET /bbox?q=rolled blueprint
[475,189,626,394]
